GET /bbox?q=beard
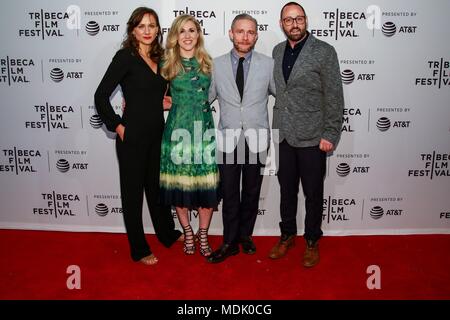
[233,41,255,55]
[284,25,307,42]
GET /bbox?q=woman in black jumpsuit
[95,7,181,265]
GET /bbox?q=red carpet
[0,230,449,300]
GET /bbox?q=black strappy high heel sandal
[182,225,195,255]
[196,228,212,257]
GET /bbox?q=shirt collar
[231,49,253,63]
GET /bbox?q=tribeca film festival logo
[374,107,411,132]
[84,9,120,36]
[0,56,34,86]
[408,152,449,179]
[322,196,358,223]
[18,5,82,39]
[33,191,80,219]
[369,196,404,220]
[54,150,88,173]
[335,154,370,177]
[310,6,417,39]
[0,147,41,175]
[47,58,83,83]
[25,102,77,131]
[162,7,217,36]
[310,7,370,39]
[415,59,449,88]
[342,107,363,133]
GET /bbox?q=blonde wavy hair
[161,15,212,80]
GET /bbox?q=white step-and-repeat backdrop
[1,0,449,235]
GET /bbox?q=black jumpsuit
[95,47,181,261]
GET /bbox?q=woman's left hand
[163,95,172,110]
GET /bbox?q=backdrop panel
[1,0,449,235]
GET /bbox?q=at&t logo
[89,115,103,128]
[381,22,396,37]
[49,67,83,82]
[94,203,122,217]
[376,117,411,132]
[85,21,100,35]
[381,22,417,37]
[85,21,119,36]
[341,68,375,84]
[369,206,403,220]
[336,162,370,177]
[55,159,88,172]
[95,203,108,216]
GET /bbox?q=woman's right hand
[115,124,125,141]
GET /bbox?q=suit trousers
[116,136,181,261]
[277,140,326,242]
[218,139,265,245]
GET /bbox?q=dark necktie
[236,57,245,101]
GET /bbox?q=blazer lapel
[224,53,241,100]
[286,35,314,87]
[243,52,258,99]
[274,44,286,90]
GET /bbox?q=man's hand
[319,138,334,152]
[115,124,125,141]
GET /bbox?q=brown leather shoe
[302,240,319,268]
[268,234,295,259]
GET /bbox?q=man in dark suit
[208,14,276,263]
[269,2,344,267]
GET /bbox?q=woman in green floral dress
[160,15,219,257]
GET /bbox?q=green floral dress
[160,57,220,208]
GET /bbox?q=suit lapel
[243,52,258,99]
[286,35,314,87]
[274,44,286,90]
[223,53,241,99]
